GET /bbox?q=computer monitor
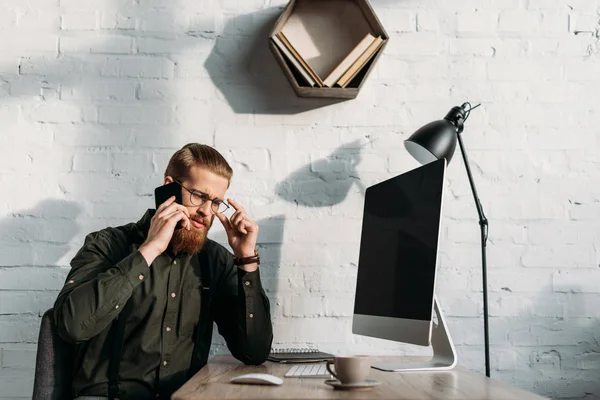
[352,158,457,372]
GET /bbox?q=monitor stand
[371,296,457,372]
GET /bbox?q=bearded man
[53,143,273,400]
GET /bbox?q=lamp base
[371,296,457,372]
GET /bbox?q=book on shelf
[272,30,383,89]
[322,32,378,88]
[280,0,373,80]
[271,0,386,90]
[336,35,384,88]
[270,34,317,87]
[277,32,324,87]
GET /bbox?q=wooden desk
[172,355,547,400]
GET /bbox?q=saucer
[324,379,381,390]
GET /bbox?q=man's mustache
[190,215,212,227]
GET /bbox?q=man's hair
[164,143,233,186]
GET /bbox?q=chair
[32,308,73,400]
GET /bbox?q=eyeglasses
[173,179,230,214]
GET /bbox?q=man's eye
[192,193,208,202]
[213,200,223,206]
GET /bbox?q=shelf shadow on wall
[204,8,347,115]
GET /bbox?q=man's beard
[170,214,213,254]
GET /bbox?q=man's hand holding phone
[139,196,191,266]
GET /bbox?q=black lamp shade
[404,120,458,165]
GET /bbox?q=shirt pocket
[179,280,202,336]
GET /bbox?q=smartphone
[154,182,183,209]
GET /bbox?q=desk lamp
[404,102,490,377]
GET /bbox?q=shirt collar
[136,209,156,241]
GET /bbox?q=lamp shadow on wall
[275,140,367,208]
[204,8,346,115]
[0,199,83,269]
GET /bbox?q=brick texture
[1,0,599,399]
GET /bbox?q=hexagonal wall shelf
[269,0,388,99]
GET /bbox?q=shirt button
[115,305,119,309]
[138,274,144,280]
[248,313,254,318]
[173,261,177,265]
[244,281,250,286]
[163,361,168,366]
[171,292,176,298]
[166,327,171,332]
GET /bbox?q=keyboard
[285,363,332,378]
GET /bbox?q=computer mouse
[230,373,284,386]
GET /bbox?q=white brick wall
[1,0,599,399]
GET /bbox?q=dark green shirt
[53,210,273,400]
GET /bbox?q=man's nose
[197,201,212,216]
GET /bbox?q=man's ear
[164,176,174,185]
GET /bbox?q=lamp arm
[456,131,491,378]
[456,132,488,243]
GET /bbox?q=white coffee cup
[326,355,371,384]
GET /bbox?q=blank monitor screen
[354,158,445,322]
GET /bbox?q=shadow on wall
[0,199,83,268]
[204,8,347,115]
[532,284,600,400]
[275,140,367,207]
[489,283,600,399]
[0,0,290,366]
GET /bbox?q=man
[53,143,273,400]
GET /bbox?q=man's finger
[156,196,176,213]
[173,203,191,218]
[169,211,191,230]
[158,202,190,220]
[183,213,191,230]
[227,198,245,212]
[230,211,243,227]
[241,217,256,232]
[157,203,180,219]
[216,212,233,234]
[235,219,248,234]
[168,210,185,221]
[177,211,190,230]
